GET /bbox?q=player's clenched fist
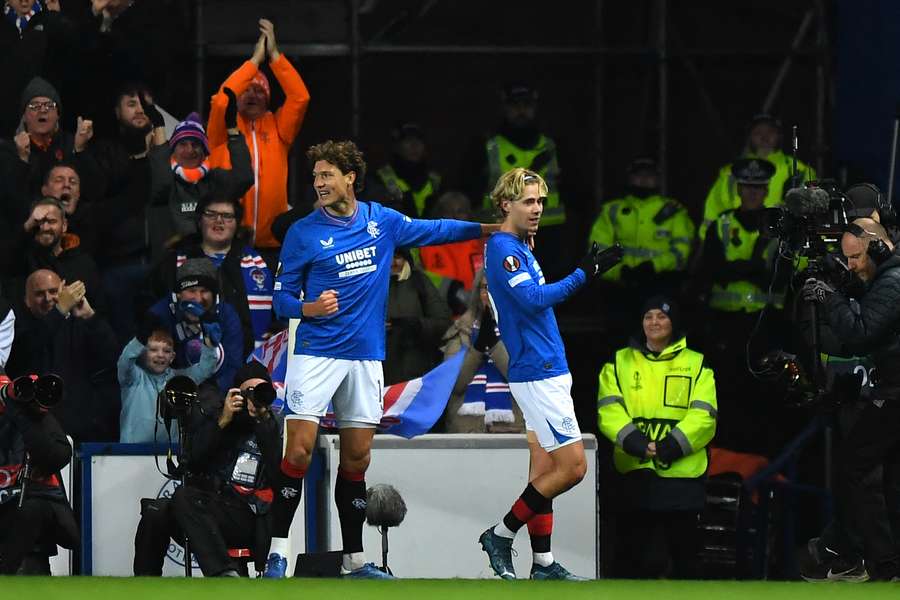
[303,289,339,317]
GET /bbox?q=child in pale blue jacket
[118,329,218,443]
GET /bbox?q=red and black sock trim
[269,458,306,537]
[502,483,550,534]
[527,499,553,553]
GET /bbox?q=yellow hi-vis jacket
[708,211,784,313]
[376,164,441,218]
[482,134,564,226]
[700,150,816,240]
[598,337,717,478]
[588,194,695,281]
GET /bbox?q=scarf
[171,158,210,185]
[3,1,40,36]
[458,324,514,425]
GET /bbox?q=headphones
[846,222,893,265]
[846,183,895,223]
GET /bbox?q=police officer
[133,362,282,577]
[589,157,695,295]
[460,82,568,277]
[802,218,900,581]
[598,296,716,578]
[701,114,816,239]
[375,122,442,218]
[0,375,78,575]
[695,157,789,452]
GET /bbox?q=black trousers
[834,394,900,579]
[613,510,701,579]
[133,497,183,576]
[0,497,78,575]
[171,486,263,577]
[819,399,893,564]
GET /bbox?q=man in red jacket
[207,18,310,258]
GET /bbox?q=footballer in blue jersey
[263,140,498,579]
[478,167,622,581]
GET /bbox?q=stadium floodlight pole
[887,103,900,209]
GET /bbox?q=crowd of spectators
[0,2,826,467]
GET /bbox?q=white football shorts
[283,353,383,428]
[509,373,582,451]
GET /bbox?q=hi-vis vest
[598,337,717,478]
[377,164,441,218]
[709,211,784,313]
[588,194,695,281]
[484,134,564,226]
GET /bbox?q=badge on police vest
[503,256,521,272]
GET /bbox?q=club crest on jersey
[503,255,521,272]
[320,237,334,249]
[367,220,380,238]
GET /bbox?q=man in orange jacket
[207,18,310,254]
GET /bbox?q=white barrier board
[316,433,598,579]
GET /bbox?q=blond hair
[489,168,548,218]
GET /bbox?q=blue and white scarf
[458,325,514,425]
[3,1,41,36]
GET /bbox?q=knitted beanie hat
[169,112,210,155]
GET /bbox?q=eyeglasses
[27,101,58,112]
[201,209,236,222]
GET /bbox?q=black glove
[136,312,163,346]
[801,277,835,304]
[654,434,684,463]
[446,279,468,316]
[596,244,625,275]
[223,87,238,130]
[621,428,651,459]
[579,242,624,278]
[141,93,165,128]
[474,310,499,353]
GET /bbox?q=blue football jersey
[484,232,586,382]
[274,201,482,360]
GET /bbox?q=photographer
[803,218,900,581]
[0,375,78,575]
[133,362,282,577]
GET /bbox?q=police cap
[748,113,783,131]
[627,156,658,176]
[391,121,424,142]
[732,158,775,185]
[501,82,538,104]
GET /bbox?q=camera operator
[133,362,282,577]
[0,375,78,575]
[802,217,900,581]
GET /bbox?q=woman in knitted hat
[597,294,718,579]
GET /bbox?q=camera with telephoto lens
[158,375,199,423]
[0,374,63,409]
[241,381,275,408]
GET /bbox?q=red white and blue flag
[250,330,465,438]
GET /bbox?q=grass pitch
[0,577,891,600]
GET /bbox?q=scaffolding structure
[193,0,830,203]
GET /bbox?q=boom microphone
[784,186,831,217]
[366,483,407,527]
